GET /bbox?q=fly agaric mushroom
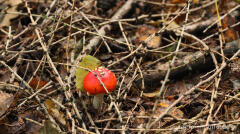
[83,67,117,109]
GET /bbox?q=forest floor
[0,0,240,134]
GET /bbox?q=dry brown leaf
[143,88,161,98]
[167,21,180,31]
[156,62,170,71]
[143,100,184,128]
[147,19,163,26]
[0,68,11,83]
[229,58,240,78]
[44,99,66,125]
[172,0,198,4]
[0,0,22,27]
[152,100,184,126]
[0,91,14,117]
[222,15,239,42]
[29,76,48,90]
[157,102,169,108]
[135,25,161,49]
[79,0,96,13]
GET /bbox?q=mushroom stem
[93,93,104,110]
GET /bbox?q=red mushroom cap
[83,67,117,95]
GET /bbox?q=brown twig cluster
[0,0,240,133]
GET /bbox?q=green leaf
[75,55,101,91]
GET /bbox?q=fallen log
[138,39,240,88]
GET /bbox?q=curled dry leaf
[0,91,14,117]
[131,100,183,129]
[150,100,184,127]
[29,76,48,90]
[143,88,161,98]
[135,25,161,49]
[144,100,184,118]
[44,99,66,126]
[222,15,239,42]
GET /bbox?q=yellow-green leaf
[75,55,101,91]
[39,120,63,134]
